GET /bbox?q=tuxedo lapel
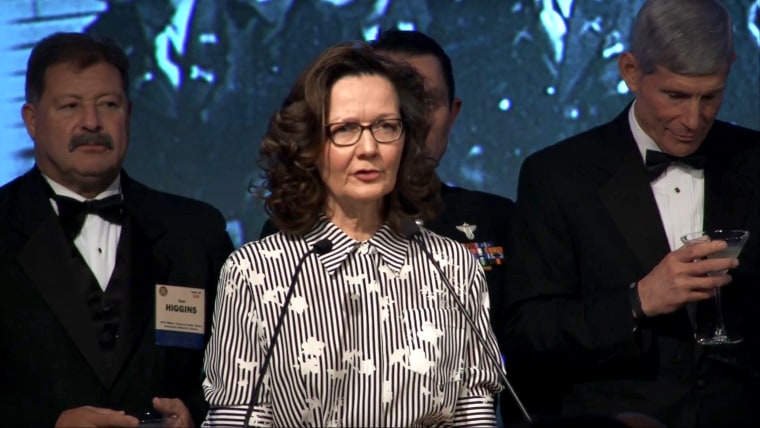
[597,112,671,272]
[108,213,155,385]
[596,111,695,336]
[100,173,169,387]
[702,132,755,231]
[14,170,112,386]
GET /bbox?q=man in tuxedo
[0,33,233,427]
[501,0,760,426]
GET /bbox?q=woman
[202,42,503,427]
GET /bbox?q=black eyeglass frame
[324,118,405,147]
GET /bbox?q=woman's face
[318,74,405,216]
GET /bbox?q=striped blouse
[202,219,503,427]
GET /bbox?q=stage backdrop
[2,0,758,246]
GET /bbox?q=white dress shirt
[202,219,503,427]
[45,175,123,290]
[629,102,704,251]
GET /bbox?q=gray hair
[630,0,734,75]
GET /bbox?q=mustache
[68,132,114,151]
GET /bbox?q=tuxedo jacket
[259,185,514,318]
[0,168,233,426]
[500,108,760,427]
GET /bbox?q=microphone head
[400,218,421,239]
[313,239,333,255]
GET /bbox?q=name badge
[155,284,205,350]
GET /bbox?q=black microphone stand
[243,239,333,427]
[402,221,532,423]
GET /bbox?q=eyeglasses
[325,118,404,147]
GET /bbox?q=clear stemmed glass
[680,229,749,345]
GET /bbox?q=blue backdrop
[1,0,758,246]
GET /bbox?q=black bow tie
[53,194,124,240]
[644,149,706,182]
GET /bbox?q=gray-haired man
[501,0,760,425]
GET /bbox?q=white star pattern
[366,280,380,293]
[256,324,267,342]
[203,223,502,426]
[248,413,269,427]
[327,368,348,380]
[345,273,366,286]
[389,349,407,365]
[432,394,444,406]
[450,367,462,382]
[259,248,283,259]
[379,296,395,322]
[433,252,450,269]
[224,282,239,297]
[378,264,396,281]
[299,357,320,375]
[398,264,413,280]
[261,288,280,305]
[359,359,376,375]
[306,397,321,410]
[357,242,370,255]
[382,380,393,404]
[326,399,344,427]
[417,322,444,346]
[236,258,252,273]
[236,357,257,372]
[289,296,308,314]
[302,398,322,424]
[247,270,266,287]
[481,293,491,312]
[407,349,435,375]
[301,337,326,358]
[301,410,314,425]
[440,406,454,419]
[419,283,443,303]
[342,350,361,362]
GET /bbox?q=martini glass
[680,229,749,345]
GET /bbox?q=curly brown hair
[259,41,441,235]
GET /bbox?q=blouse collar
[303,217,411,276]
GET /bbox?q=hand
[55,406,139,427]
[152,397,194,427]
[637,240,739,317]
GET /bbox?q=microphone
[243,238,333,427]
[400,219,532,423]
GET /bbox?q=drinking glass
[137,411,174,427]
[680,229,749,345]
